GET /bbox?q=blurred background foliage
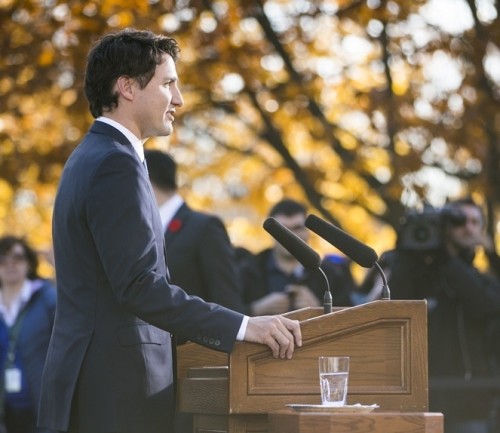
[0,0,499,278]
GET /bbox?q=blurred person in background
[357,197,500,433]
[238,199,356,315]
[0,236,56,433]
[145,149,245,313]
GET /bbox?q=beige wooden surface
[268,410,444,433]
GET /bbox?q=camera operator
[357,198,500,433]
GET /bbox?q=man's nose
[172,86,184,108]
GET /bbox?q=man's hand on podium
[244,316,302,359]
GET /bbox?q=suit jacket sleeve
[86,151,242,351]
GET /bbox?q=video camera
[396,206,467,251]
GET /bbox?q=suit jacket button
[209,338,214,344]
[215,340,221,346]
[202,336,208,343]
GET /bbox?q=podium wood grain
[268,411,443,433]
[177,300,430,432]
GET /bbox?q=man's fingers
[244,316,302,359]
[273,317,301,359]
[278,316,302,348]
[266,335,280,358]
[264,328,291,359]
[275,328,292,359]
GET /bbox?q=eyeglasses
[0,254,27,265]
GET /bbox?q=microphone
[263,217,332,313]
[263,217,321,269]
[305,214,378,267]
[305,214,390,299]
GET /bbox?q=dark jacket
[164,203,245,313]
[38,122,244,433]
[378,248,500,422]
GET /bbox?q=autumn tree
[0,0,499,272]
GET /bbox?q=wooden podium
[177,300,439,433]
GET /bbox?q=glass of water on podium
[318,356,349,406]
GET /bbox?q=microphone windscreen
[305,214,378,268]
[263,217,321,270]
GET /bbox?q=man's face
[446,204,484,252]
[273,213,309,258]
[134,54,184,139]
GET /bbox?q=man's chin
[160,123,173,136]
[164,122,174,135]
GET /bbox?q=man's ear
[115,76,135,101]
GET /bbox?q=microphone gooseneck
[305,214,378,268]
[319,267,332,313]
[374,262,391,300]
[263,217,333,313]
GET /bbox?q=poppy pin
[168,218,182,232]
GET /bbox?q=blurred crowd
[1,158,500,433]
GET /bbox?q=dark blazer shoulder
[177,204,215,226]
[78,121,137,159]
[166,204,219,240]
[89,121,131,145]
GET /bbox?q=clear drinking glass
[318,356,349,406]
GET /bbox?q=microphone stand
[319,267,332,313]
[374,262,391,300]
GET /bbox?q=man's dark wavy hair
[85,28,180,118]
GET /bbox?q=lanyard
[5,305,29,368]
[0,305,29,419]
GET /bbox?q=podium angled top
[177,300,428,414]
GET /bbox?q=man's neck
[155,189,176,207]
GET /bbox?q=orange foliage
[0,0,499,280]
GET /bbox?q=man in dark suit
[144,149,245,313]
[239,199,356,315]
[37,28,301,433]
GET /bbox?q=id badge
[5,367,22,393]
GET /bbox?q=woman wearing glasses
[0,236,56,433]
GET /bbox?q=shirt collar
[96,117,145,162]
[0,279,43,326]
[158,193,184,231]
